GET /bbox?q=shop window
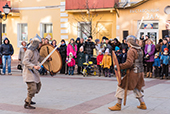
[40,23,53,38]
[139,22,159,29]
[17,23,28,47]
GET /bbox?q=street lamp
[0,3,11,44]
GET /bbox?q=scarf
[147,44,152,53]
[71,43,76,52]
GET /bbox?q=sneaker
[1,73,5,75]
[8,73,12,75]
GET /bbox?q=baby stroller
[83,61,96,77]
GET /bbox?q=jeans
[68,67,74,75]
[2,55,11,74]
[85,54,93,62]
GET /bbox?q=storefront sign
[130,8,159,13]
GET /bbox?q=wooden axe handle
[124,69,130,106]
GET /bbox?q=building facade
[2,0,170,57]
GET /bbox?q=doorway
[137,21,159,44]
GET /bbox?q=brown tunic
[119,47,145,90]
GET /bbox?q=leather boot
[137,102,147,110]
[146,72,150,78]
[108,103,121,111]
[24,100,36,109]
[150,73,152,78]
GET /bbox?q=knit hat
[61,39,65,43]
[165,35,169,38]
[155,53,159,56]
[164,48,168,52]
[79,46,84,51]
[126,35,141,49]
[115,46,120,52]
[95,39,100,43]
[102,36,108,40]
[70,38,74,41]
[69,52,73,56]
[76,37,80,42]
[105,48,109,53]
[99,49,102,53]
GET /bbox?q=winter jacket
[120,43,128,52]
[95,44,104,55]
[18,46,27,66]
[115,52,122,64]
[160,54,170,65]
[77,52,85,67]
[97,54,103,65]
[153,58,161,67]
[59,44,67,58]
[121,53,127,63]
[0,38,14,56]
[67,58,75,67]
[101,54,112,69]
[67,44,77,58]
[84,41,95,55]
[161,44,168,52]
[144,44,155,62]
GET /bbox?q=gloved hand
[114,65,117,71]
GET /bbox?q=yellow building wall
[117,0,170,41]
[68,11,117,41]
[3,0,66,58]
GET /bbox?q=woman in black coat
[59,40,67,74]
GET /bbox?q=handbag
[144,55,150,60]
[17,63,22,70]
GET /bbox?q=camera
[88,39,91,42]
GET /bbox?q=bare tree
[71,0,104,38]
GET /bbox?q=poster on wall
[44,33,53,41]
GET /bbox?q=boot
[24,100,36,109]
[31,101,36,105]
[137,102,147,110]
[108,103,121,111]
[150,73,152,78]
[99,73,101,77]
[146,72,150,78]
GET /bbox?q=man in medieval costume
[22,37,44,109]
[108,35,147,111]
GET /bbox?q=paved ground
[0,60,170,114]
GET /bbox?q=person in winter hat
[109,35,147,111]
[115,46,122,64]
[101,48,112,77]
[160,48,170,79]
[153,53,160,78]
[97,49,104,76]
[0,38,14,75]
[66,52,76,75]
[67,38,77,58]
[77,46,85,74]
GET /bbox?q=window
[17,23,28,47]
[40,23,53,38]
[2,24,6,33]
[78,22,91,40]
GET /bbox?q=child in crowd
[66,52,76,75]
[101,48,112,77]
[77,46,85,74]
[115,46,122,64]
[160,48,170,79]
[153,53,161,78]
[97,50,104,76]
[121,49,127,76]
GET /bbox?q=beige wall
[117,0,170,41]
[68,11,117,41]
[4,0,65,58]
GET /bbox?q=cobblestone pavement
[0,60,170,114]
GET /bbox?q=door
[138,29,158,44]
